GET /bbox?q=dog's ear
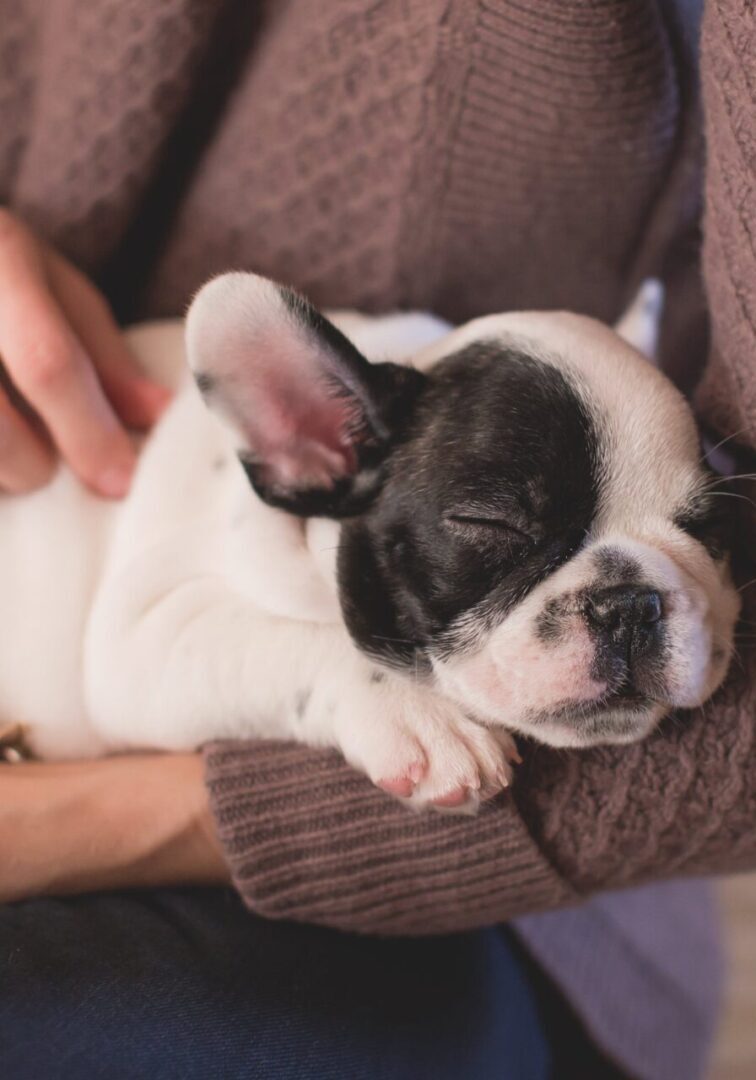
[186,273,425,517]
[614,278,664,362]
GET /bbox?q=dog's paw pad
[378,771,421,798]
[362,743,426,797]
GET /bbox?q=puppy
[0,276,739,810]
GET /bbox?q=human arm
[0,754,228,903]
[202,608,755,936]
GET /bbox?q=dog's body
[1,277,739,808]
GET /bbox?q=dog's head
[187,273,740,748]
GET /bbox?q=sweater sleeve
[204,0,756,935]
[204,742,577,934]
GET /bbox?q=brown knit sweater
[3,0,754,941]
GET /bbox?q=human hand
[0,209,170,497]
[0,754,229,902]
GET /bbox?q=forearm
[0,754,228,902]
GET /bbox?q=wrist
[69,753,230,894]
[0,754,229,901]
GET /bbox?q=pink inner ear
[252,376,361,490]
[211,335,367,492]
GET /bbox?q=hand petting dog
[0,210,169,496]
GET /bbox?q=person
[0,1,753,1077]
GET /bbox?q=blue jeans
[1,888,622,1079]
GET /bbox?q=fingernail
[97,462,134,498]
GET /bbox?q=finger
[0,380,55,493]
[47,250,171,429]
[0,222,137,497]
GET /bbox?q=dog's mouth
[520,690,663,747]
[519,678,664,747]
[601,681,654,710]
[532,689,653,726]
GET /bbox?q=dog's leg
[84,551,516,809]
[84,543,346,751]
[302,669,519,810]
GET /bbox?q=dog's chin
[511,699,668,749]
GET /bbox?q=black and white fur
[1,275,739,809]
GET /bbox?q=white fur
[0,307,513,805]
[0,279,738,809]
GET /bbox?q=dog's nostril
[641,590,663,625]
[584,596,619,631]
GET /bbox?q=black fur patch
[535,597,568,644]
[338,344,604,666]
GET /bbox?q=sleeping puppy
[0,275,739,810]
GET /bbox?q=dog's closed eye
[443,512,535,553]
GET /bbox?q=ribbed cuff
[204,740,576,936]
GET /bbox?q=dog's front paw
[331,682,519,813]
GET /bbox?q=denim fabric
[1,888,554,1080]
[0,888,626,1079]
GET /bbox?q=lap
[1,888,551,1080]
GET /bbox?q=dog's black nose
[585,587,662,632]
[584,586,663,658]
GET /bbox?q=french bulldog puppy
[0,276,739,810]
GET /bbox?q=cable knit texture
[1,3,754,1079]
